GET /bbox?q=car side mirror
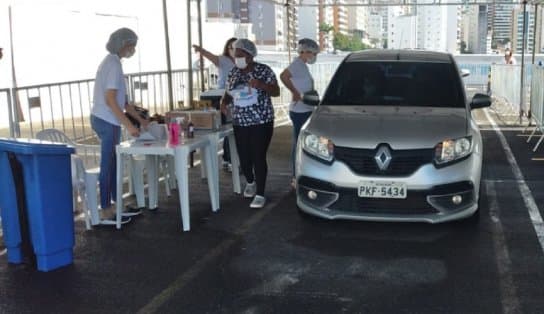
[461,69,470,77]
[470,93,491,110]
[302,90,320,106]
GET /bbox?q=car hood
[306,106,468,150]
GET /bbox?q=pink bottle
[169,119,180,145]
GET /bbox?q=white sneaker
[243,182,256,198]
[250,195,266,209]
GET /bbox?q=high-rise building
[347,3,367,36]
[298,4,320,44]
[332,0,349,35]
[387,1,459,53]
[206,0,239,20]
[488,2,515,48]
[465,5,489,54]
[387,6,406,49]
[511,6,539,53]
[367,13,384,46]
[206,0,298,51]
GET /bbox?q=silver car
[295,50,491,223]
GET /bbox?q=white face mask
[235,57,247,69]
[307,55,316,64]
[124,47,135,58]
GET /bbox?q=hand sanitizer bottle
[169,118,180,145]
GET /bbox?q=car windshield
[322,61,464,107]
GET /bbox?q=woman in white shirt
[193,38,237,170]
[280,38,319,188]
[90,28,148,222]
[504,48,517,65]
[193,38,237,89]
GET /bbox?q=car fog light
[452,195,462,205]
[308,190,317,200]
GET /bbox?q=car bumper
[295,152,481,223]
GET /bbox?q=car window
[322,61,464,107]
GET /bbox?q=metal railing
[489,64,534,124]
[0,88,15,138]
[2,61,496,142]
[527,65,544,151]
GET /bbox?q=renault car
[295,49,491,223]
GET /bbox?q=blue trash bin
[0,138,75,272]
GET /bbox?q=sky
[0,0,236,88]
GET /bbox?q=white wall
[0,0,232,88]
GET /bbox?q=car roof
[345,49,453,63]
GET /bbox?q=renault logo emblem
[375,146,392,171]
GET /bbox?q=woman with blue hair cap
[90,27,148,223]
[280,38,319,188]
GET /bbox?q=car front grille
[330,187,437,215]
[298,176,475,216]
[334,146,434,176]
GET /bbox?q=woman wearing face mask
[193,38,237,89]
[279,38,319,189]
[90,27,148,223]
[220,38,280,209]
[193,37,237,171]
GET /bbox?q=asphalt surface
[1,106,544,313]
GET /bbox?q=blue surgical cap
[233,39,257,57]
[106,28,138,54]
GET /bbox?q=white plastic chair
[35,128,145,229]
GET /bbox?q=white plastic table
[115,136,219,231]
[198,126,241,195]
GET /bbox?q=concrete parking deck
[2,108,544,313]
[0,125,293,313]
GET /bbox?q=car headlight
[434,136,472,165]
[301,131,334,162]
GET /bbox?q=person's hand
[128,124,140,138]
[292,93,302,103]
[249,78,263,90]
[139,118,150,130]
[220,102,228,115]
[192,44,201,53]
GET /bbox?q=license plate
[358,181,407,199]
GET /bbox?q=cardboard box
[164,110,221,130]
[165,110,190,125]
[192,100,212,110]
[188,110,221,130]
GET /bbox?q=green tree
[319,23,334,33]
[333,32,350,51]
[333,32,368,51]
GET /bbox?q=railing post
[520,0,528,124]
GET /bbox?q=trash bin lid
[0,138,75,155]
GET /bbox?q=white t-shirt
[287,57,314,113]
[504,56,517,65]
[91,54,126,125]
[217,55,235,89]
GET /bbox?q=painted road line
[484,108,544,252]
[485,180,521,314]
[137,186,292,314]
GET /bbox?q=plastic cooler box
[0,138,75,271]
